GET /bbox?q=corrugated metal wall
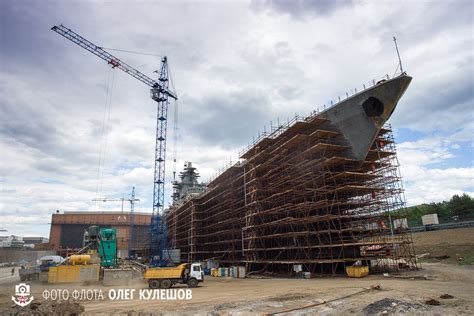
[48,213,152,251]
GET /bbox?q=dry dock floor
[1,227,473,315]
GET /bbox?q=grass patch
[458,255,474,265]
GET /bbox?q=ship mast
[393,36,404,73]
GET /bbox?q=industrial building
[0,236,26,248]
[48,211,151,258]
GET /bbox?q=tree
[431,201,451,223]
[395,193,474,226]
[449,194,474,220]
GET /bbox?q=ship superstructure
[172,162,206,204]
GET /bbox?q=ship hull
[166,74,417,275]
[322,74,412,160]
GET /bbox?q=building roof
[61,211,152,216]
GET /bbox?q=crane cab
[150,88,163,101]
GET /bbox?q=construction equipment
[44,228,117,283]
[98,228,118,268]
[92,187,140,258]
[19,256,65,281]
[92,187,140,213]
[69,255,91,265]
[129,187,137,258]
[52,25,178,262]
[81,226,118,268]
[144,263,203,289]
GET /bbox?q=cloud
[0,0,472,237]
[391,54,473,133]
[251,0,354,18]
[397,134,473,205]
[180,89,271,149]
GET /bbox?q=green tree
[449,194,474,220]
[431,201,451,223]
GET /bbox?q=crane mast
[129,186,137,258]
[52,25,177,261]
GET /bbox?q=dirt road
[1,262,473,315]
[2,227,474,314]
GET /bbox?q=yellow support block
[345,266,369,278]
[48,265,100,283]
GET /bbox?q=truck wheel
[187,278,198,288]
[161,279,172,289]
[149,280,160,289]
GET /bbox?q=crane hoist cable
[94,68,115,210]
[168,61,179,182]
[101,47,163,58]
[98,46,177,185]
[99,70,115,199]
[172,99,179,182]
[94,67,112,209]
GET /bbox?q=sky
[0,0,472,237]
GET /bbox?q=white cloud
[0,0,472,237]
[398,134,473,205]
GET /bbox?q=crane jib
[51,25,177,100]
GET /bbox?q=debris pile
[8,300,85,315]
[363,298,425,315]
[425,298,441,306]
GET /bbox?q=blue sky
[0,0,472,237]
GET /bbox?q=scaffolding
[166,113,418,275]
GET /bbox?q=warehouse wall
[47,212,152,251]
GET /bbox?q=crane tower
[52,25,177,261]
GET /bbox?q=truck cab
[189,263,204,282]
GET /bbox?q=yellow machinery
[48,255,99,283]
[69,255,91,265]
[48,265,100,283]
[46,226,120,283]
[144,263,203,289]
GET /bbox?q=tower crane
[92,186,140,258]
[53,24,177,263]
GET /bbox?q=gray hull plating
[321,74,412,161]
